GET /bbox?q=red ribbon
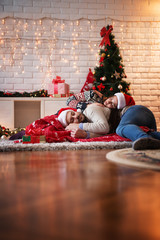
[54,83,58,94]
[52,76,65,84]
[99,25,113,48]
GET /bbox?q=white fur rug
[0,140,132,152]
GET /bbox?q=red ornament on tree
[99,57,104,63]
[97,83,105,91]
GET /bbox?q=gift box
[48,76,70,95]
[22,135,46,144]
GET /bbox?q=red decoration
[99,25,113,48]
[81,68,95,92]
[110,87,113,91]
[99,57,104,63]
[52,76,65,84]
[97,83,105,91]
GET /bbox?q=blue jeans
[116,105,160,141]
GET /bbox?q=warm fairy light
[1,16,160,88]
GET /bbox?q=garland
[0,125,25,138]
[0,89,49,97]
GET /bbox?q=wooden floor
[0,149,160,240]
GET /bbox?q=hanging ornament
[119,65,122,69]
[118,84,123,90]
[97,83,105,91]
[100,76,106,81]
[107,54,110,57]
[110,87,113,91]
[101,53,106,58]
[114,71,121,79]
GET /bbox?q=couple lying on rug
[10,90,160,150]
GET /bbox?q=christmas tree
[92,25,130,97]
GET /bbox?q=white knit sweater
[82,105,111,135]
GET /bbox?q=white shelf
[0,97,68,129]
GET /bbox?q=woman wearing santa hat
[66,90,135,111]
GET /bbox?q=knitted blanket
[25,114,130,143]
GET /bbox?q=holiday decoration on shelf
[48,76,70,96]
[0,89,49,97]
[0,125,25,138]
[93,25,131,97]
[81,68,95,92]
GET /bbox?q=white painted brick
[70,3,88,8]
[0,79,5,84]
[14,84,33,90]
[33,1,50,7]
[4,6,23,12]
[0,0,13,5]
[14,72,32,78]
[33,84,43,90]
[0,84,14,90]
[51,2,69,8]
[5,78,23,84]
[42,8,60,14]
[23,7,42,13]
[13,0,33,6]
[14,12,33,18]
[79,9,97,15]
[33,72,45,78]
[97,9,115,15]
[79,0,96,3]
[88,3,105,9]
[24,79,40,84]
[0,72,14,77]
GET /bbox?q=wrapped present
[22,135,46,144]
[52,76,65,84]
[48,76,70,95]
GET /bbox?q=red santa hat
[57,107,77,127]
[114,93,135,109]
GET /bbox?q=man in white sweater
[58,103,160,150]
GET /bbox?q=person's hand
[70,129,87,139]
[65,123,79,131]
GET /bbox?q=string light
[0,16,160,90]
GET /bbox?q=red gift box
[22,135,46,144]
[48,76,70,95]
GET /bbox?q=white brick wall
[1,0,160,127]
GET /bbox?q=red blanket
[25,114,131,143]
